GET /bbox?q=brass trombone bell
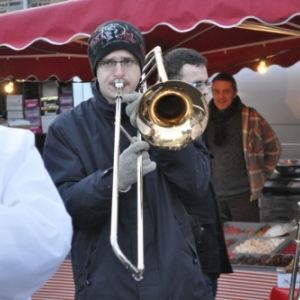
[136,80,209,150]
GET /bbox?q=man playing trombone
[43,20,210,300]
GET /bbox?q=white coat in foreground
[0,126,72,300]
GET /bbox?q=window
[0,0,23,12]
[0,0,67,12]
[28,0,66,7]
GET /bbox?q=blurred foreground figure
[0,126,72,300]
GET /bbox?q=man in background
[205,72,281,222]
[164,48,233,300]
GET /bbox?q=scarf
[208,96,244,146]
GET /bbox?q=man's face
[96,50,141,104]
[180,64,210,97]
[211,80,237,111]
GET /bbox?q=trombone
[110,46,209,281]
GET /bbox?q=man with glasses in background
[164,48,233,300]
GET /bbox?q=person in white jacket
[0,126,72,300]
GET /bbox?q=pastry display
[224,225,255,235]
[232,237,285,254]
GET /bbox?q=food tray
[270,254,294,267]
[225,236,241,249]
[230,253,273,267]
[278,238,297,255]
[230,253,294,269]
[224,221,296,237]
[230,236,290,254]
[223,222,265,236]
[275,159,300,175]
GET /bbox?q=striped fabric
[32,260,75,300]
[32,261,279,300]
[216,269,277,300]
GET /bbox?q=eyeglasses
[189,80,212,90]
[98,59,139,70]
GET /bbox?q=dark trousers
[202,272,218,300]
[219,195,260,222]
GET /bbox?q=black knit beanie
[87,20,146,76]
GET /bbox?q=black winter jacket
[187,181,233,276]
[43,82,211,300]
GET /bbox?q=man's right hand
[119,140,156,192]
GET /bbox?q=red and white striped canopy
[0,0,299,81]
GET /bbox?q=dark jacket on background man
[185,179,233,276]
[43,82,211,300]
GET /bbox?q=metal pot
[275,159,300,175]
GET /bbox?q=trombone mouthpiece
[114,79,125,90]
[114,79,125,98]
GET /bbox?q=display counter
[32,261,280,300]
[33,221,297,300]
[216,221,297,299]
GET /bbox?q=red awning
[0,0,300,81]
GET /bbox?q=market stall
[32,220,299,300]
[0,0,300,81]
[32,262,279,300]
[220,220,299,300]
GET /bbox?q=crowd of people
[1,19,281,300]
